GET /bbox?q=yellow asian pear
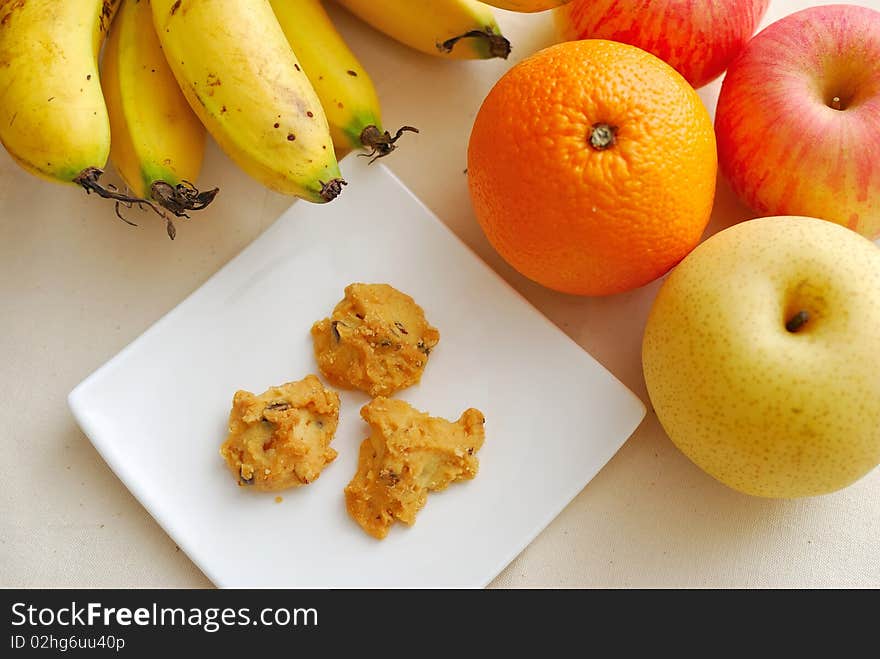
[642,216,880,498]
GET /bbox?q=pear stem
[831,96,842,111]
[785,310,810,333]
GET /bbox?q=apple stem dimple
[831,96,842,111]
[786,310,810,333]
[589,123,618,151]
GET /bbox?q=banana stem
[438,29,511,59]
[359,125,419,163]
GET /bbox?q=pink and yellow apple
[715,4,880,239]
[554,0,769,88]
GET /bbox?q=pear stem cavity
[785,310,810,333]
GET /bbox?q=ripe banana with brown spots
[151,0,344,203]
[0,0,119,185]
[270,0,416,159]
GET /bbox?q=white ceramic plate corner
[68,156,645,588]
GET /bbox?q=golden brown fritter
[220,375,340,491]
[345,397,486,539]
[311,283,440,397]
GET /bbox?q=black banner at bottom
[3,588,593,653]
[0,588,861,652]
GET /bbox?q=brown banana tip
[438,28,511,59]
[319,178,347,202]
[151,180,220,218]
[359,125,419,163]
[486,32,512,59]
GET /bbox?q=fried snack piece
[220,375,340,491]
[311,283,440,397]
[345,397,486,539]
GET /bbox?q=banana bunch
[0,0,543,239]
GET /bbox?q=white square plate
[68,156,645,588]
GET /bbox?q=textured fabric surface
[2,1,879,589]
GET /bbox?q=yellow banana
[0,0,119,184]
[334,0,511,60]
[103,0,217,218]
[270,0,416,158]
[152,0,344,203]
[480,0,571,12]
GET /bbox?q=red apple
[716,5,880,239]
[554,0,769,88]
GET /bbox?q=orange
[467,39,718,296]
